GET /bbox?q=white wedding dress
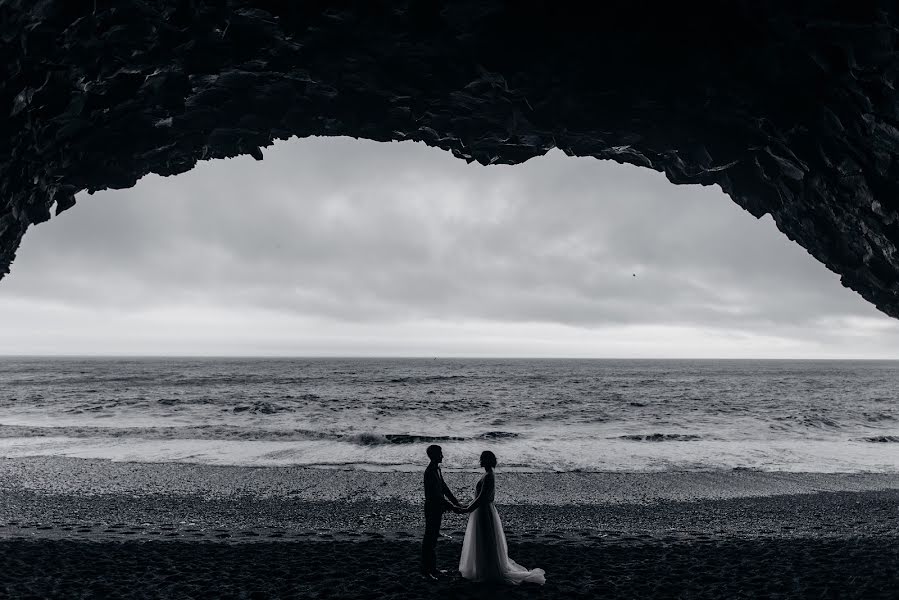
[458,472,546,585]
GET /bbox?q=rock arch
[2,1,898,316]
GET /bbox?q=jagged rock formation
[2,1,898,316]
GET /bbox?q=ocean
[0,357,897,473]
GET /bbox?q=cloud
[1,136,897,357]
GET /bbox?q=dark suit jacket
[424,463,456,512]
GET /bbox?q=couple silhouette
[421,444,546,585]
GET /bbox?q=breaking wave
[618,433,703,442]
[0,424,519,445]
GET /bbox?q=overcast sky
[1,136,898,358]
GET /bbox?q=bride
[458,451,546,585]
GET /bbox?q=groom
[421,444,462,580]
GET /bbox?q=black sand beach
[2,458,899,598]
[3,537,898,599]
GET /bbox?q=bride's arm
[464,474,494,513]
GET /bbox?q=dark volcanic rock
[2,1,899,316]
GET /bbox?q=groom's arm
[442,479,460,506]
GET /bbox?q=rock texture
[2,1,898,316]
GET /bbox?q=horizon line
[1,354,897,361]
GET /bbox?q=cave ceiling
[2,1,898,317]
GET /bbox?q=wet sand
[2,457,899,598]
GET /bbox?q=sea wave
[0,424,519,445]
[342,433,461,445]
[0,424,323,441]
[859,435,899,443]
[617,433,703,442]
[343,431,519,445]
[386,375,467,384]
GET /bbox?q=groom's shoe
[435,569,449,575]
[422,572,439,582]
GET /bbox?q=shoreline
[1,457,898,545]
[3,456,899,503]
[4,434,898,473]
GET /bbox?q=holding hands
[447,500,475,514]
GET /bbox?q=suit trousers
[421,504,443,574]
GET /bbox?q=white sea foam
[1,435,898,473]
